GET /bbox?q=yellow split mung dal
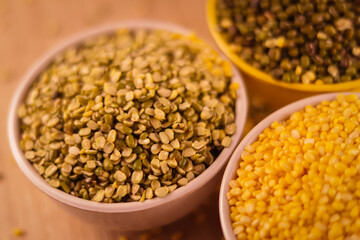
[228,94,360,239]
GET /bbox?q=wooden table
[0,0,229,239]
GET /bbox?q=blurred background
[0,0,236,239]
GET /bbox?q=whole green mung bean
[216,0,360,84]
[18,29,238,202]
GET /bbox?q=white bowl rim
[8,20,249,213]
[219,92,360,240]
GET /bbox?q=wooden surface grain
[0,0,229,239]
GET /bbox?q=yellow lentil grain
[12,227,25,237]
[228,94,360,239]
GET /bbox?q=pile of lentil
[18,29,238,202]
[216,0,360,84]
[228,94,360,239]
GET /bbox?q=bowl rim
[8,20,249,213]
[206,0,360,93]
[219,91,360,240]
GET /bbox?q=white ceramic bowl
[8,20,248,231]
[219,92,359,239]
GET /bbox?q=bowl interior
[8,20,249,213]
[219,92,360,240]
[206,0,360,93]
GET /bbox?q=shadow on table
[104,191,224,240]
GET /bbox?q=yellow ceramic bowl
[207,0,360,109]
